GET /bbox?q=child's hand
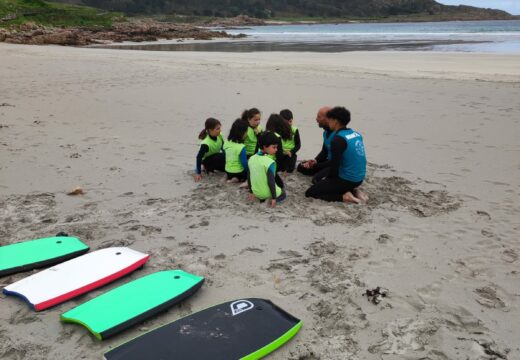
[270,199,277,208]
[284,151,292,157]
[194,174,202,182]
[248,193,256,201]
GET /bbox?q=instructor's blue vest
[323,130,336,161]
[336,129,366,182]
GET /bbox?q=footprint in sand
[416,281,443,303]
[178,241,209,254]
[125,224,162,236]
[501,249,518,263]
[474,286,506,309]
[188,219,210,228]
[239,247,264,254]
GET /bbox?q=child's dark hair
[198,117,221,140]
[279,109,293,121]
[326,107,351,126]
[257,131,279,148]
[265,113,292,140]
[228,118,249,143]
[241,108,261,123]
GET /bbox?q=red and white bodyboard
[3,247,149,311]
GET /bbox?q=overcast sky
[439,1,520,14]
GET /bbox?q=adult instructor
[305,106,368,203]
[296,106,335,184]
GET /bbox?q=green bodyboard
[0,236,89,277]
[61,270,204,340]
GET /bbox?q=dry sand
[1,44,519,359]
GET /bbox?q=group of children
[194,106,367,206]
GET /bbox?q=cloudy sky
[438,1,520,14]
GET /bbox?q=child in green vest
[241,108,262,158]
[280,109,301,173]
[194,118,225,182]
[247,132,286,208]
[223,119,249,183]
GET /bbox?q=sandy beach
[1,43,519,359]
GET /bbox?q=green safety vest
[282,126,298,152]
[223,140,245,173]
[200,134,223,160]
[248,153,282,200]
[244,126,262,156]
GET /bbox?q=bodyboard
[104,298,301,360]
[0,236,89,277]
[61,270,204,340]
[3,247,149,311]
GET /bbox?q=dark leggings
[281,154,298,173]
[310,167,329,185]
[226,170,247,182]
[202,153,225,173]
[305,177,362,202]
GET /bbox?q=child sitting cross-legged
[247,132,286,208]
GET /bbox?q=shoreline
[1,18,519,46]
[94,38,495,54]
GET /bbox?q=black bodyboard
[104,298,301,360]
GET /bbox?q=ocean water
[103,20,520,53]
[224,20,520,52]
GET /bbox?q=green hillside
[59,0,514,20]
[0,0,124,27]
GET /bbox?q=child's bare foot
[353,188,369,204]
[239,181,248,189]
[342,191,361,204]
[226,177,239,184]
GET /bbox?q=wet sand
[96,38,485,52]
[1,44,519,359]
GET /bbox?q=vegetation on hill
[58,0,515,21]
[0,0,124,27]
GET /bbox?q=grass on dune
[0,0,124,28]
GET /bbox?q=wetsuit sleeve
[247,165,252,193]
[196,144,209,174]
[291,129,301,155]
[275,137,284,171]
[328,136,347,178]
[315,143,328,163]
[239,147,248,171]
[267,163,277,199]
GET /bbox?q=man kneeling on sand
[305,106,368,204]
[297,106,334,184]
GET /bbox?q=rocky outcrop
[0,20,235,46]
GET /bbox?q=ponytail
[198,129,207,140]
[198,117,221,140]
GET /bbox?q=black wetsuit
[195,136,225,174]
[297,128,332,183]
[282,129,301,173]
[305,128,363,202]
